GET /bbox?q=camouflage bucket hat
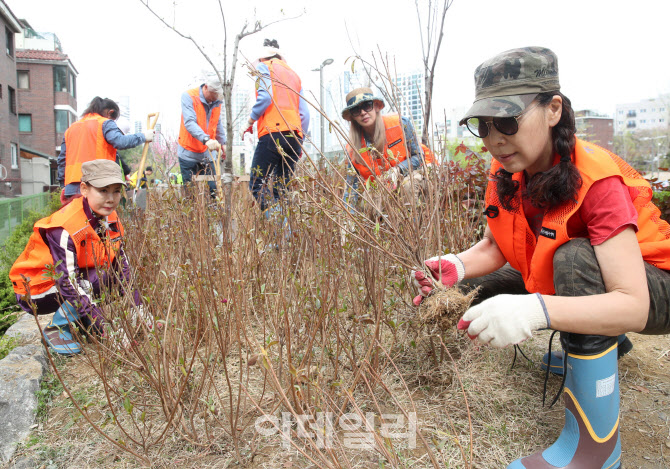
[341,87,385,121]
[459,47,560,125]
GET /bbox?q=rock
[0,344,48,462]
[4,313,53,345]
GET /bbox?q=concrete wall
[19,157,50,195]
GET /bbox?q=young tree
[415,0,453,147]
[138,0,300,220]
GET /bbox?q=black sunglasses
[465,115,521,139]
[350,101,374,118]
[465,104,538,139]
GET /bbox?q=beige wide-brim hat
[341,87,385,121]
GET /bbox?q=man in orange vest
[243,39,310,212]
[178,77,226,196]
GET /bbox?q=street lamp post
[312,58,334,167]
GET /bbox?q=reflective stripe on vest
[350,114,408,181]
[178,88,221,153]
[485,139,670,294]
[64,114,116,185]
[256,59,303,138]
[9,197,124,296]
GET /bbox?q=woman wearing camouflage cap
[412,47,670,468]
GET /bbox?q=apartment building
[575,110,614,151]
[614,95,669,135]
[0,0,21,197]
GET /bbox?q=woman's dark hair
[494,91,582,211]
[82,96,120,120]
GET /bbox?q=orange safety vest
[485,139,670,295]
[256,59,303,138]
[178,87,222,153]
[64,114,116,185]
[421,144,439,165]
[9,197,124,296]
[348,114,408,181]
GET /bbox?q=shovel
[133,112,160,203]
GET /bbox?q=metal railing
[0,192,53,244]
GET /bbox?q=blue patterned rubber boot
[508,343,621,468]
[42,302,82,355]
[541,334,632,377]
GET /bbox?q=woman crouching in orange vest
[412,47,670,469]
[341,87,426,215]
[57,97,154,205]
[10,160,145,355]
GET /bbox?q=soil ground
[6,330,669,468]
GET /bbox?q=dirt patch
[10,331,669,468]
[618,333,670,468]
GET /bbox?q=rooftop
[16,49,69,61]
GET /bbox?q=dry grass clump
[419,287,479,331]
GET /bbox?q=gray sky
[11,0,670,136]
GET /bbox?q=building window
[11,143,18,169]
[5,27,14,57]
[641,119,646,124]
[661,108,666,113]
[54,66,69,93]
[8,86,16,114]
[19,114,32,132]
[640,109,646,113]
[55,110,70,133]
[618,110,623,114]
[17,70,30,89]
[661,119,666,123]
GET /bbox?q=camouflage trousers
[461,238,670,354]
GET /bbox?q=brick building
[16,20,78,190]
[0,0,22,197]
[575,110,614,152]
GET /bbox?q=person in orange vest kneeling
[10,160,144,355]
[341,87,426,216]
[412,47,670,469]
[178,77,226,198]
[244,39,310,215]
[57,97,154,205]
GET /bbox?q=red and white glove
[457,293,550,348]
[241,125,253,141]
[411,253,465,306]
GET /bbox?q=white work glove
[386,166,402,190]
[143,129,155,142]
[457,293,550,348]
[411,254,465,306]
[205,138,221,152]
[130,305,159,331]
